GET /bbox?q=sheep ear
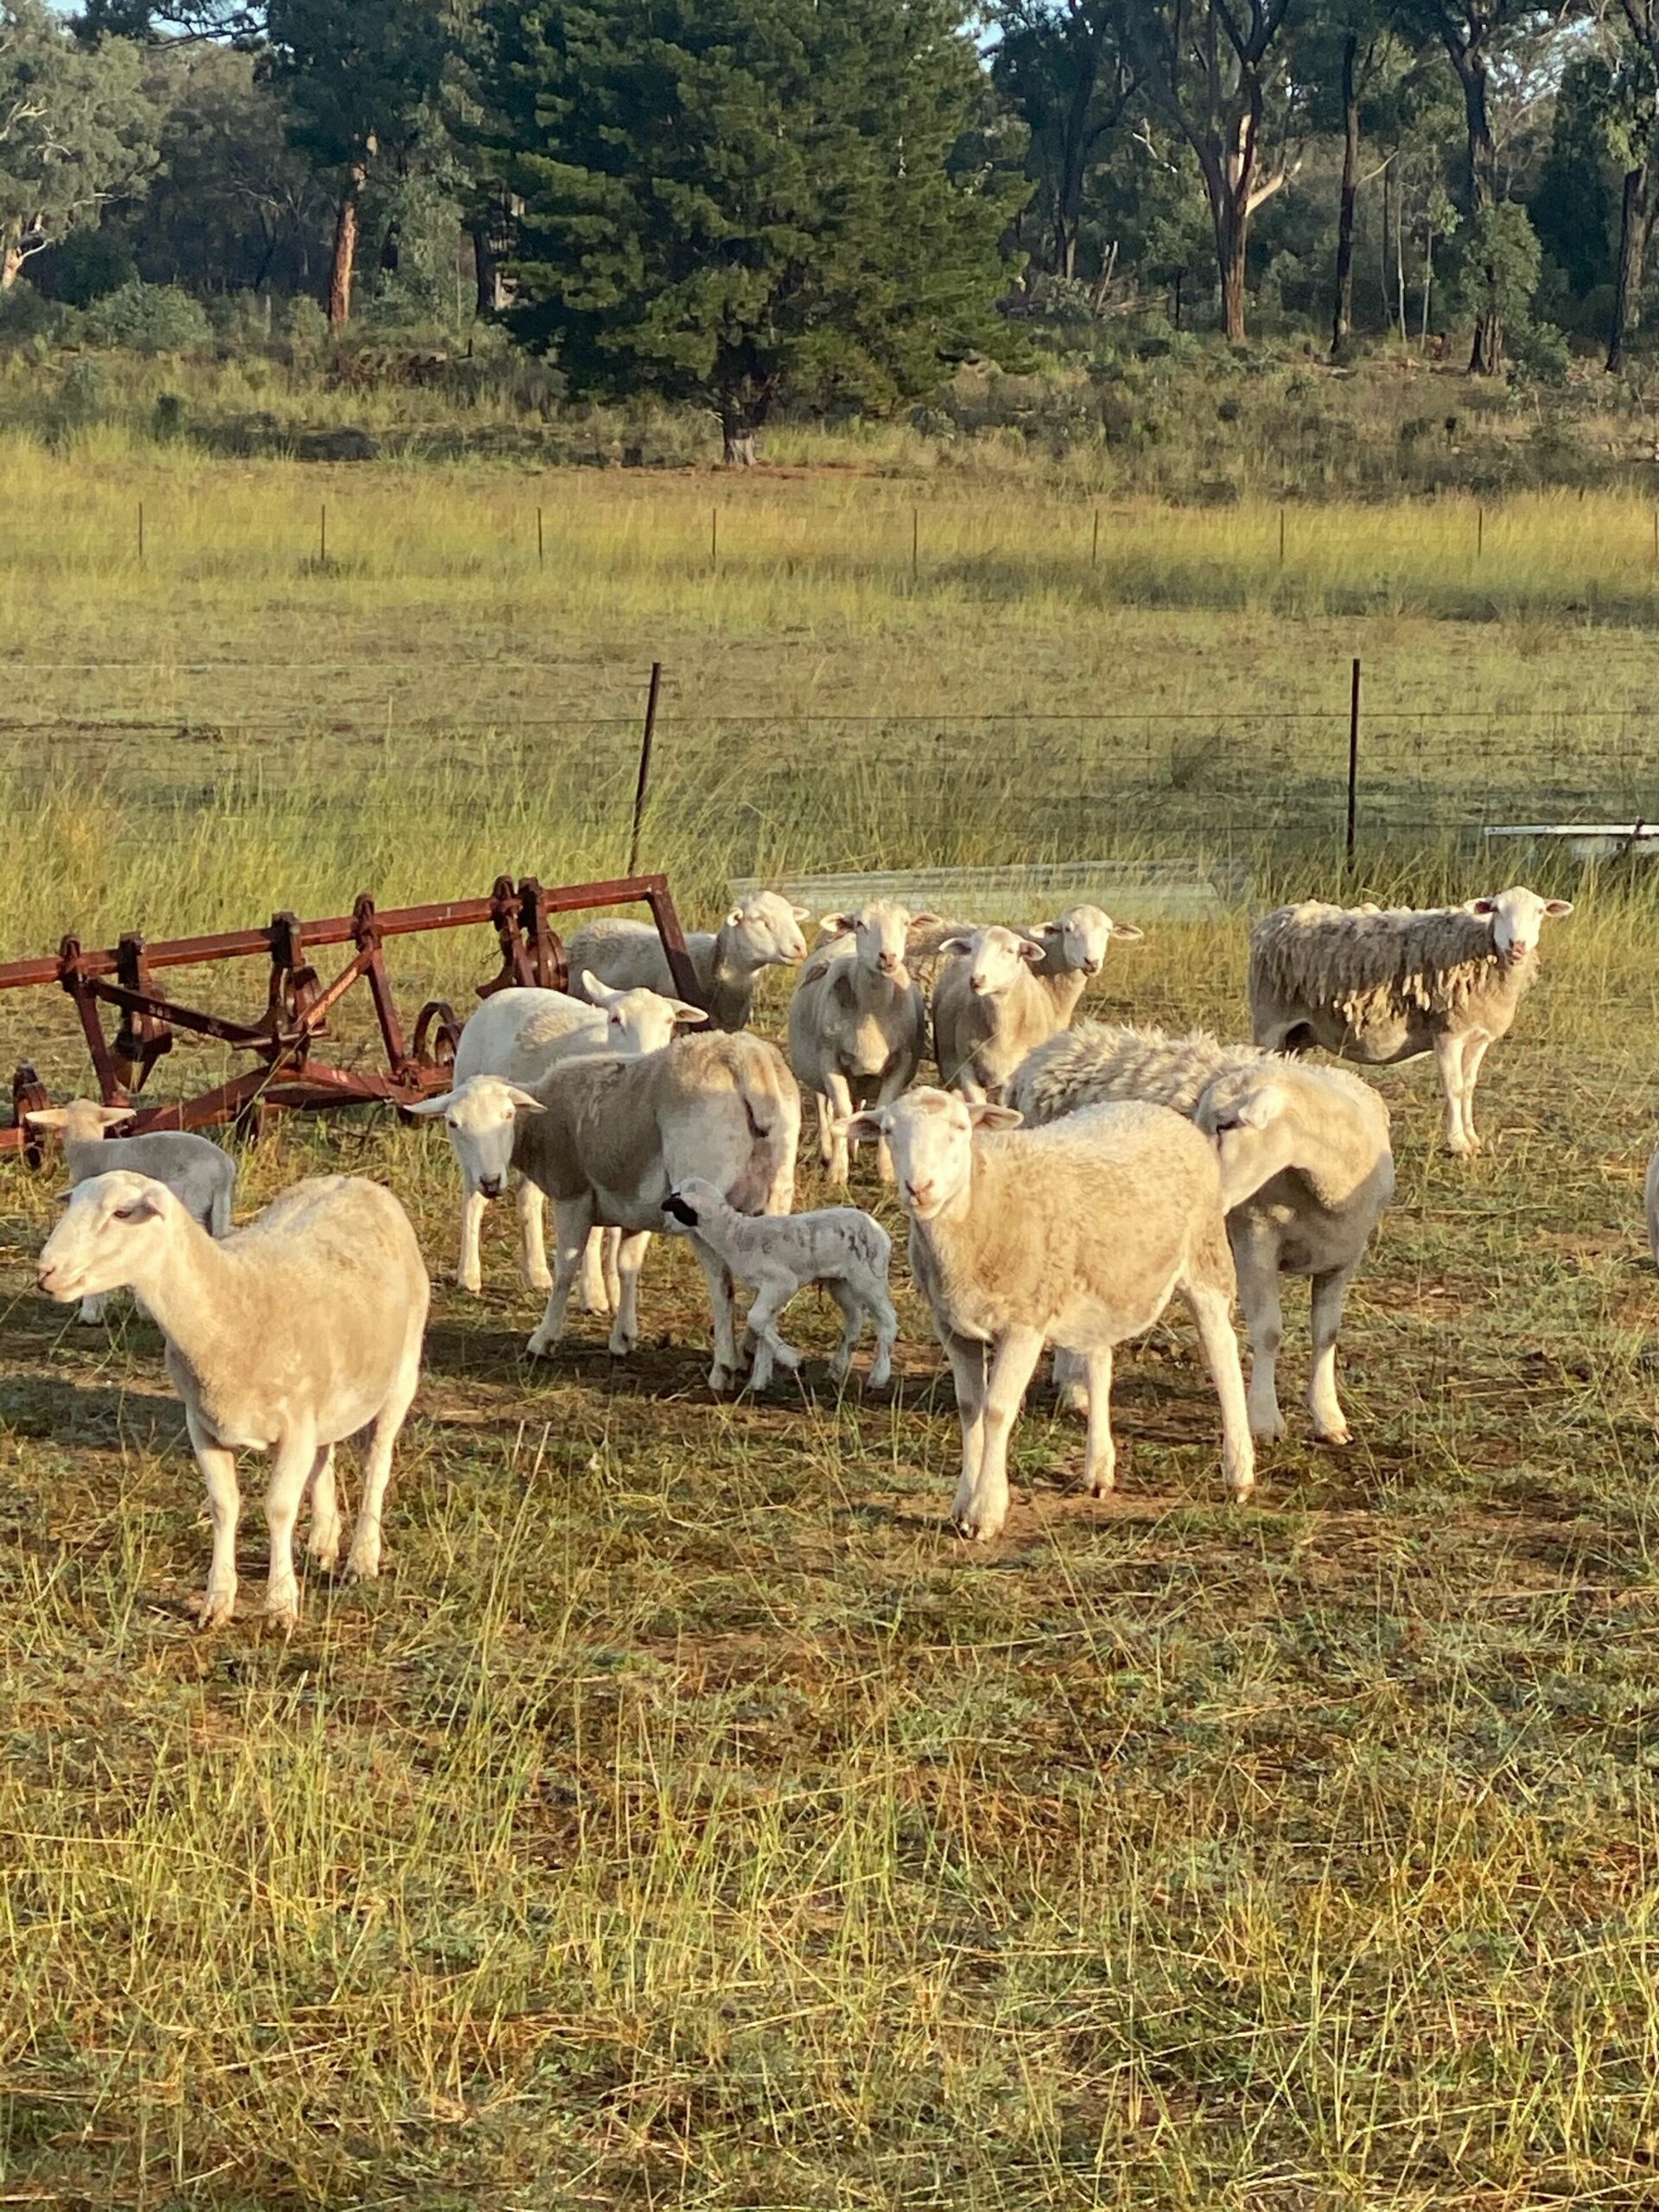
[505,1085,546,1114]
[1232,1084,1285,1130]
[405,1091,456,1117]
[939,935,974,956]
[22,1107,68,1131]
[1018,938,1046,966]
[968,1103,1022,1130]
[1035,920,1063,939]
[581,970,620,1006]
[664,1192,700,1226]
[843,1110,888,1141]
[909,911,941,930]
[1544,899,1573,918]
[790,905,812,921]
[670,1000,709,1026]
[1470,897,1497,916]
[1110,922,1144,943]
[725,906,745,928]
[821,912,857,938]
[113,1187,165,1223]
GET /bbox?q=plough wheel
[411,1000,463,1068]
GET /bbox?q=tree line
[2,0,1656,459]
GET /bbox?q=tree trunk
[1450,42,1502,374]
[1212,186,1249,342]
[1609,162,1649,372]
[1331,32,1361,358]
[1421,226,1433,351]
[327,164,365,331]
[471,221,505,316]
[719,397,760,467]
[0,234,24,292]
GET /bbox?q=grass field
[3,443,1659,2207]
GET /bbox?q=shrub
[0,281,55,346]
[80,282,211,353]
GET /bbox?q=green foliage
[0,0,161,280]
[263,0,447,178]
[79,277,211,349]
[471,0,1027,449]
[1451,200,1542,330]
[35,222,135,304]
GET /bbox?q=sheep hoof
[607,1329,638,1357]
[524,1329,556,1359]
[951,1512,1001,1543]
[193,1586,236,1630]
[1250,1414,1287,1443]
[1313,1421,1352,1447]
[1059,1384,1090,1416]
[308,1534,342,1573]
[264,1593,299,1634]
[343,1546,380,1585]
[457,1272,482,1296]
[1088,1478,1115,1499]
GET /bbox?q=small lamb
[847,1088,1254,1540]
[1249,886,1572,1154]
[37,1171,428,1631]
[26,1098,237,1325]
[660,1175,898,1390]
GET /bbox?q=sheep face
[37,1170,172,1303]
[580,974,708,1051]
[1193,1070,1297,1210]
[1039,905,1144,977]
[1471,887,1573,963]
[26,1099,134,1144]
[944,925,1045,1000]
[409,1075,544,1200]
[726,893,811,973]
[823,900,915,979]
[661,1174,722,1233]
[848,1088,1020,1219]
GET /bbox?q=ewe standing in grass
[1248,887,1571,1154]
[1009,1025,1394,1445]
[567,890,810,1032]
[932,912,1141,1103]
[37,1172,428,1630]
[435,976,708,1303]
[787,899,932,1183]
[846,1089,1254,1540]
[24,1099,236,1325]
[660,1176,898,1390]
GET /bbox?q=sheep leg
[1434,1030,1476,1156]
[262,1428,318,1631]
[864,1280,899,1389]
[457,1182,487,1296]
[1052,1345,1090,1415]
[1306,1266,1355,1446]
[1231,1226,1287,1442]
[823,1278,864,1383]
[188,1411,241,1630]
[1082,1346,1116,1497]
[209,1179,233,1239]
[945,1332,988,1534]
[602,1229,623,1313]
[1460,1034,1496,1152]
[742,1275,802,1391]
[527,1198,593,1358]
[346,1340,421,1587]
[813,1091,836,1171]
[607,1231,651,1357]
[693,1239,747,1393]
[823,1072,855,1184]
[516,1174,554,1294]
[306,1443,342,1572]
[954,1325,1044,1544]
[1182,1283,1256,1503]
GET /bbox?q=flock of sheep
[26,880,1582,1627]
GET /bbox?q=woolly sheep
[37,1171,428,1630]
[906,905,1141,1017]
[566,891,811,1033]
[1009,1024,1394,1444]
[416,1030,799,1390]
[26,1099,236,1325]
[931,908,1141,1102]
[442,976,707,1305]
[786,899,933,1184]
[660,1174,898,1390]
[846,1089,1254,1540]
[1248,887,1572,1155]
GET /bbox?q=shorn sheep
[567,892,810,1033]
[1009,1024,1394,1445]
[846,1089,1254,1540]
[37,1172,428,1630]
[786,899,932,1183]
[1248,887,1572,1154]
[25,1099,237,1325]
[441,976,707,1303]
[931,912,1141,1102]
[660,1175,898,1391]
[419,1031,800,1389]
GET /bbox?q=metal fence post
[628,662,663,876]
[1346,657,1361,869]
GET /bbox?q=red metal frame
[0,872,700,1151]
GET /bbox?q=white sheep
[1248,887,1572,1155]
[786,899,932,1184]
[846,1088,1254,1540]
[25,1099,237,1325]
[931,908,1141,1103]
[906,904,1141,1015]
[443,975,706,1304]
[416,1030,799,1390]
[37,1171,428,1630]
[660,1175,898,1390]
[566,891,810,1032]
[1009,1024,1394,1444]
